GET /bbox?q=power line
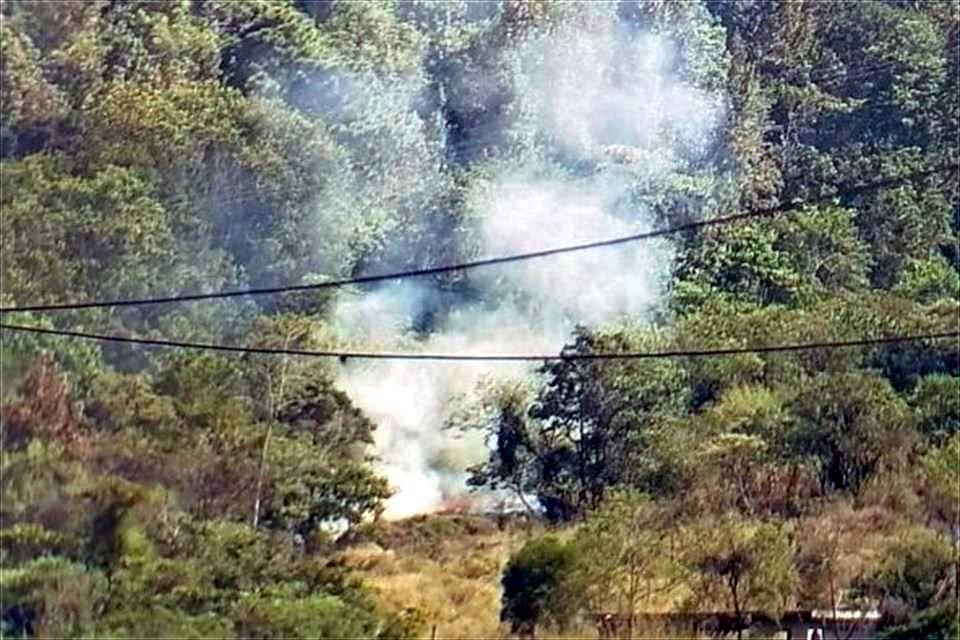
[2,165,955,315]
[0,322,955,362]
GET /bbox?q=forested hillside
[0,1,957,638]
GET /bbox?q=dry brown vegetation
[336,513,554,639]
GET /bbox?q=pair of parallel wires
[1,166,958,362]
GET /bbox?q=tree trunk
[731,576,743,640]
[252,336,292,528]
[953,515,959,606]
[251,421,273,528]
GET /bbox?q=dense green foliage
[500,534,579,636]
[1,0,957,638]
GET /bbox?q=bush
[500,534,582,635]
[880,603,960,640]
[232,593,379,639]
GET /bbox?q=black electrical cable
[1,322,955,362]
[1,164,954,315]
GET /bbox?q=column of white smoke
[333,14,722,520]
[334,286,568,518]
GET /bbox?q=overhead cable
[0,322,955,362]
[1,164,954,315]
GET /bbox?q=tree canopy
[1,1,957,638]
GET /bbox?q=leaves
[500,534,582,634]
[1,1,957,636]
[572,491,687,616]
[688,516,797,623]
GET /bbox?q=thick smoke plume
[331,13,722,519]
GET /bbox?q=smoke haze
[329,9,722,519]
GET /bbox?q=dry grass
[336,513,553,639]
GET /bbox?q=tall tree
[689,515,797,640]
[572,492,686,637]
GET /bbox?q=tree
[685,385,816,518]
[703,0,957,295]
[1,1,957,635]
[673,204,875,312]
[232,593,380,640]
[0,156,174,311]
[263,437,389,535]
[572,492,686,638]
[856,526,954,622]
[470,326,688,521]
[91,607,233,640]
[0,21,64,157]
[922,435,960,605]
[879,602,960,640]
[689,516,797,640]
[786,372,916,494]
[1,355,81,451]
[893,256,960,305]
[910,375,960,443]
[500,535,582,638]
[239,315,388,532]
[0,557,107,638]
[795,501,886,640]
